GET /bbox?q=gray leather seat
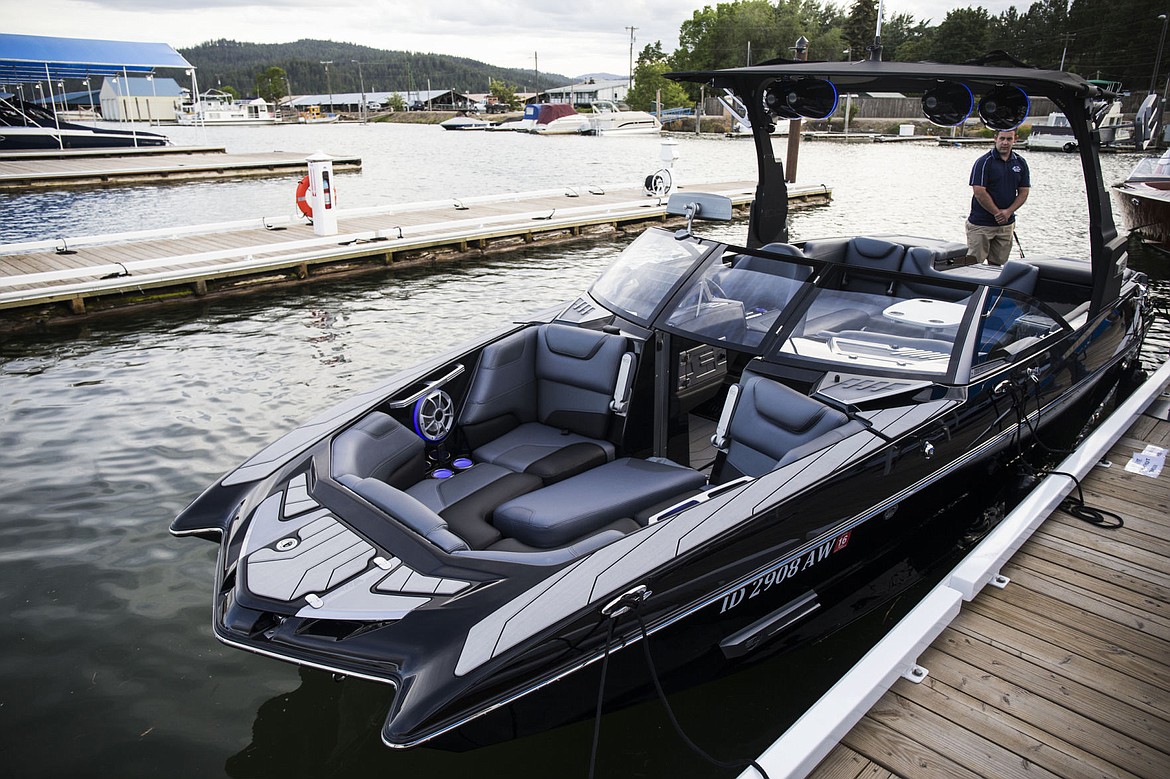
[330,411,428,488]
[459,323,629,484]
[332,411,540,549]
[493,457,707,548]
[896,247,1038,301]
[803,236,905,296]
[715,372,864,482]
[405,463,540,549]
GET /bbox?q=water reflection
[226,669,392,779]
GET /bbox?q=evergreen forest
[178,39,573,99]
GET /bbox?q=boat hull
[1114,182,1170,244]
[0,124,169,150]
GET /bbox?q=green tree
[843,0,878,57]
[675,0,799,71]
[928,7,993,63]
[255,66,288,104]
[386,92,406,111]
[626,42,692,111]
[881,12,930,62]
[489,79,520,109]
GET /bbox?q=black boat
[173,55,1151,749]
[0,96,169,150]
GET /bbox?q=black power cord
[1044,469,1125,529]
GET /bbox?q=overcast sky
[7,1,1023,80]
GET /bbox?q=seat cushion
[406,463,540,549]
[724,376,851,478]
[493,457,707,548]
[472,421,614,484]
[330,411,428,489]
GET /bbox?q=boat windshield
[776,284,970,376]
[589,228,710,325]
[660,249,814,349]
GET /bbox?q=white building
[536,79,629,106]
[99,76,183,122]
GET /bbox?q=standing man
[966,128,1030,266]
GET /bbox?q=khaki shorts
[966,221,1015,266]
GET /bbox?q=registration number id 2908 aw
[718,530,851,614]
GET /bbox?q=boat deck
[755,369,1170,779]
[0,179,831,329]
[0,146,361,189]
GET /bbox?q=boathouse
[99,76,183,122]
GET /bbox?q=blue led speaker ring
[413,389,454,442]
[431,468,454,479]
[453,457,473,469]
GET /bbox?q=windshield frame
[588,228,719,328]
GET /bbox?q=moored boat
[173,53,1151,751]
[585,99,662,135]
[1028,80,1132,152]
[1114,151,1170,245]
[176,89,279,126]
[296,104,339,124]
[440,113,491,131]
[0,95,170,150]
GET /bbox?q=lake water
[1,122,1166,778]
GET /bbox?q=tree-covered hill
[178,39,572,97]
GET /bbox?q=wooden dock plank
[1010,544,1170,617]
[935,627,1170,754]
[811,745,896,779]
[805,409,1170,779]
[840,713,982,779]
[952,608,1170,721]
[0,179,799,326]
[977,569,1170,657]
[914,648,1159,779]
[0,150,361,190]
[1003,553,1170,635]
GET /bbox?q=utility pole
[625,26,637,94]
[353,60,367,122]
[1059,32,1076,71]
[320,61,333,114]
[1151,16,1168,93]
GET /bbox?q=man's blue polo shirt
[968,149,1030,226]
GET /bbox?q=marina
[1,44,1168,779]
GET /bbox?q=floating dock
[0,179,831,329]
[0,146,362,190]
[747,359,1170,779]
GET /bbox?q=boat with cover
[173,54,1151,750]
[0,95,170,150]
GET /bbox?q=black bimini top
[667,58,1104,102]
[666,57,1126,317]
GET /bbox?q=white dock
[745,358,1170,779]
[0,179,832,328]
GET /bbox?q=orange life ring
[295,175,312,218]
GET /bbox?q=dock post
[305,151,338,236]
